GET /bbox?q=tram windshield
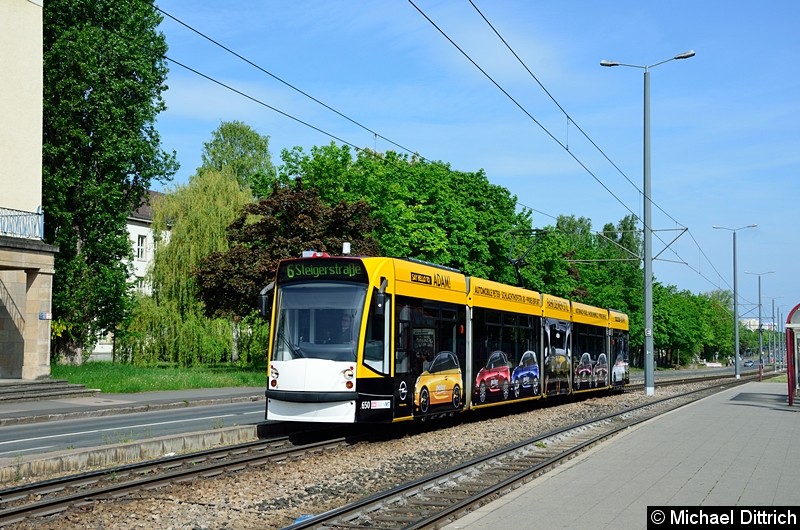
[272,282,367,362]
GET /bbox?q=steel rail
[0,431,360,527]
[282,381,746,529]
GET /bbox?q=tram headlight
[343,366,354,389]
[270,365,279,388]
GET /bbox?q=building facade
[0,0,58,379]
[128,190,161,297]
[89,191,162,361]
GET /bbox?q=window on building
[136,234,147,260]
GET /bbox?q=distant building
[0,0,58,379]
[128,190,162,296]
[89,191,163,361]
[742,318,775,332]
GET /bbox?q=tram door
[393,303,416,420]
[393,298,467,419]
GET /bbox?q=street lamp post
[769,301,774,369]
[772,300,776,371]
[601,50,695,396]
[713,224,756,379]
[772,297,784,372]
[745,270,775,381]
[779,308,785,370]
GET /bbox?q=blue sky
[153,1,800,328]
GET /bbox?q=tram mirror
[374,277,388,316]
[374,292,386,317]
[259,282,275,318]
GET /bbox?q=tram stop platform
[445,380,800,529]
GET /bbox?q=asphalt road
[0,400,266,459]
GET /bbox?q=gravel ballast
[5,383,722,530]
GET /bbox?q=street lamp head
[602,50,695,71]
[712,224,757,231]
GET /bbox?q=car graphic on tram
[474,350,512,403]
[575,352,593,389]
[414,350,463,414]
[593,353,608,387]
[512,350,540,397]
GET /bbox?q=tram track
[282,380,747,529]
[0,373,770,528]
[0,427,367,527]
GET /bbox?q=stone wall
[0,236,57,379]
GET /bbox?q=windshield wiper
[278,332,303,359]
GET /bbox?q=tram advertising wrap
[260,255,629,424]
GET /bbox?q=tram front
[263,256,393,423]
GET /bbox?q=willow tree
[118,169,252,366]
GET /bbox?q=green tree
[702,289,734,361]
[280,143,528,283]
[516,214,640,313]
[515,213,647,365]
[584,216,643,341]
[593,216,641,292]
[199,120,278,198]
[654,285,710,367]
[517,227,576,297]
[42,0,177,360]
[740,325,759,358]
[554,214,595,299]
[195,179,381,319]
[118,169,252,366]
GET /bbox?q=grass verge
[51,362,266,393]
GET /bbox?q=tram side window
[574,323,605,359]
[273,310,293,361]
[472,308,495,367]
[436,307,458,353]
[394,296,466,376]
[500,313,519,362]
[611,333,629,362]
[395,304,412,374]
[364,288,389,374]
[473,308,537,369]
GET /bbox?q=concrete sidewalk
[445,381,800,529]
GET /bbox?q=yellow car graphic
[414,350,463,414]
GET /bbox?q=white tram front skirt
[267,358,358,423]
[267,398,356,423]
